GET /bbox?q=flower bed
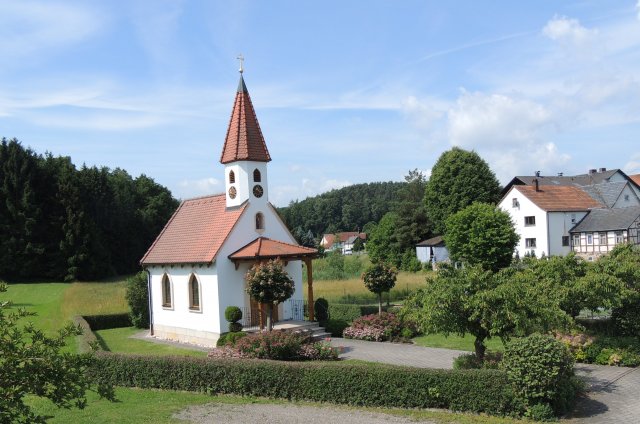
[343,312,415,342]
[555,332,640,367]
[209,330,338,361]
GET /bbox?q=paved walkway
[329,338,640,423]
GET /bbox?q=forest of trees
[0,138,178,281]
[277,181,405,238]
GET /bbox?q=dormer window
[229,170,235,184]
[255,212,264,231]
[253,169,261,182]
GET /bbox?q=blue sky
[2,1,640,206]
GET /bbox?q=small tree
[402,265,568,360]
[445,202,519,272]
[245,259,295,331]
[0,282,114,422]
[125,271,149,328]
[362,262,397,314]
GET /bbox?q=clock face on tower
[253,184,264,198]
[228,186,237,199]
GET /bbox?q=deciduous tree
[444,202,518,272]
[362,262,397,314]
[424,148,501,234]
[245,260,295,331]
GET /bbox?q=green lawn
[95,327,206,357]
[26,388,526,424]
[413,333,506,352]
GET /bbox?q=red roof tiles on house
[220,76,271,164]
[630,174,640,187]
[515,185,603,211]
[228,237,317,260]
[140,194,247,265]
[321,232,366,248]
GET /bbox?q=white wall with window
[499,187,548,258]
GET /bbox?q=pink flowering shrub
[343,312,404,342]
[208,330,339,361]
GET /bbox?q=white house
[320,232,366,254]
[416,236,449,268]
[499,184,602,258]
[140,72,318,347]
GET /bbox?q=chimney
[558,172,563,177]
[589,169,597,175]
[535,170,541,177]
[534,178,540,192]
[599,167,607,173]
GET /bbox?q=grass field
[413,333,506,352]
[95,327,206,357]
[303,271,428,304]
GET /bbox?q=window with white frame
[599,232,608,245]
[572,234,580,247]
[524,216,536,226]
[615,231,625,244]
[525,238,537,248]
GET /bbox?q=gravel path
[173,403,434,424]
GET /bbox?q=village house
[415,235,449,268]
[320,232,367,254]
[140,70,318,347]
[499,168,640,259]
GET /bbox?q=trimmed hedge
[90,353,523,416]
[327,304,382,322]
[73,315,100,353]
[82,313,132,331]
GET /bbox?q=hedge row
[82,313,132,331]
[90,353,523,416]
[327,304,382,322]
[73,315,100,353]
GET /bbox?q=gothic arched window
[253,169,261,182]
[229,170,235,184]
[161,274,172,308]
[188,274,200,311]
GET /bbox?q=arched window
[255,212,264,231]
[161,274,172,308]
[188,274,200,311]
[229,170,235,184]
[253,169,261,182]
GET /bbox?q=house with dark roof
[569,207,640,260]
[499,168,640,259]
[140,69,317,347]
[415,236,449,268]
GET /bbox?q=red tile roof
[321,232,366,248]
[630,174,640,187]
[140,194,247,265]
[515,185,603,211]
[228,237,317,260]
[220,76,271,164]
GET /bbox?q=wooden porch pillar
[305,258,314,321]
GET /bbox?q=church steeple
[222,61,270,208]
[220,74,271,165]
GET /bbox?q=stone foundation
[152,324,220,348]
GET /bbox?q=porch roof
[228,237,318,264]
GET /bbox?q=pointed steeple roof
[220,75,271,164]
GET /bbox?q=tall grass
[61,280,129,319]
[305,252,372,281]
[304,271,428,304]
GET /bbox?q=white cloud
[624,153,640,175]
[175,178,221,199]
[542,16,597,44]
[0,2,105,57]
[636,1,640,21]
[446,90,571,183]
[448,91,550,148]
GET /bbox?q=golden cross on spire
[237,54,244,74]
